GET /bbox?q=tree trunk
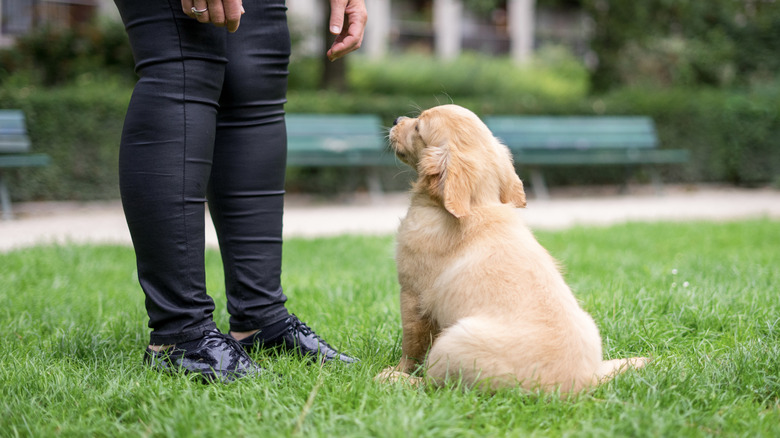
[319,12,348,91]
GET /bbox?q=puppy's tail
[596,357,650,384]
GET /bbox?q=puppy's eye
[414,123,420,133]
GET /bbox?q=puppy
[378,104,647,394]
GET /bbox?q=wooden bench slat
[487,116,659,150]
[0,110,32,154]
[494,134,657,149]
[0,154,52,168]
[0,137,32,153]
[285,154,396,167]
[0,110,27,129]
[513,149,689,165]
[286,115,384,134]
[286,136,383,152]
[487,116,654,132]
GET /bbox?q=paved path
[1,186,778,252]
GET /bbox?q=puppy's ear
[498,145,527,208]
[419,143,472,218]
[500,172,527,208]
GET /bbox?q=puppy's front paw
[374,367,406,382]
[627,356,651,369]
[375,367,423,386]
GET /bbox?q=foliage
[2,76,779,201]
[290,49,590,104]
[0,20,135,86]
[1,220,780,436]
[0,79,130,201]
[346,48,589,103]
[598,85,780,185]
[582,0,780,90]
[462,0,504,17]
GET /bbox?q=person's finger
[182,0,196,18]
[327,30,362,61]
[327,0,367,61]
[223,0,244,33]
[328,0,348,35]
[191,0,210,23]
[206,0,225,27]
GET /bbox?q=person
[112,0,367,382]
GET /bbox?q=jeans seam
[167,0,196,310]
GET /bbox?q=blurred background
[0,0,778,201]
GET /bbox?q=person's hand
[182,0,245,33]
[326,0,367,61]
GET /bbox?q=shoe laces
[289,314,334,349]
[203,329,254,362]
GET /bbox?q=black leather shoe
[144,329,264,382]
[238,314,358,364]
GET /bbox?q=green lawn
[1,219,778,437]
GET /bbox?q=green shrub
[2,78,779,202]
[346,48,589,103]
[0,20,135,87]
[600,86,780,185]
[289,48,589,106]
[0,79,130,201]
[583,0,780,91]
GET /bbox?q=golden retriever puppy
[378,104,647,394]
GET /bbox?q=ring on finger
[192,6,208,16]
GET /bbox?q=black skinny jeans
[115,0,291,345]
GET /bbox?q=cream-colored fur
[377,104,647,394]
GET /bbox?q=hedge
[0,81,129,201]
[1,81,779,201]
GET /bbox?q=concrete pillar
[508,0,535,63]
[0,1,6,47]
[97,0,120,20]
[364,0,390,59]
[433,0,462,60]
[286,0,323,56]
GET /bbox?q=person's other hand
[326,0,368,61]
[182,0,245,33]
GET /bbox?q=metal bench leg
[528,167,550,200]
[618,165,638,195]
[366,167,384,204]
[0,172,13,220]
[650,168,665,196]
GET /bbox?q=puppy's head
[389,104,526,217]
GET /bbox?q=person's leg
[209,0,290,331]
[207,0,291,333]
[115,0,226,346]
[115,0,263,381]
[207,0,355,363]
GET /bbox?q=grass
[1,219,779,437]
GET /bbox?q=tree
[582,0,780,90]
[319,6,347,91]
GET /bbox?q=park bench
[485,116,689,199]
[0,110,51,220]
[285,114,395,197]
